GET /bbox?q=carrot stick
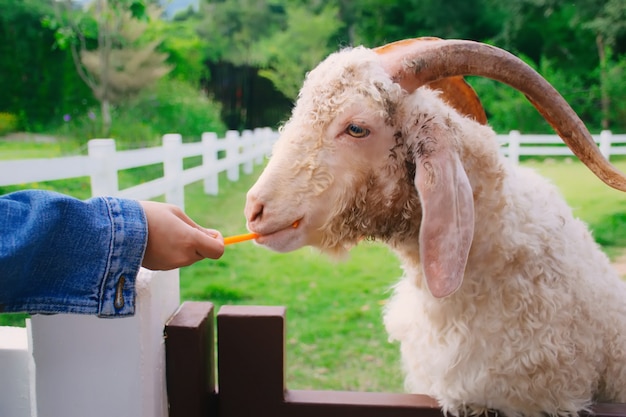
[224,222,298,246]
[224,232,260,245]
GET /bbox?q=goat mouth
[254,219,304,250]
[259,219,302,237]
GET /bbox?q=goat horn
[375,38,488,125]
[376,37,626,192]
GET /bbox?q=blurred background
[1,0,625,149]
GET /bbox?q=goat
[243,38,626,417]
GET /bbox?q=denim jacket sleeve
[0,190,147,317]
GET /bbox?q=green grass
[0,135,83,160]
[2,139,626,392]
[527,157,626,256]
[0,140,63,160]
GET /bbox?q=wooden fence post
[88,138,119,196]
[217,306,287,417]
[29,269,180,417]
[202,132,219,195]
[226,130,240,182]
[165,301,216,417]
[163,134,184,209]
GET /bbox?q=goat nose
[245,194,264,224]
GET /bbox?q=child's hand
[139,201,224,270]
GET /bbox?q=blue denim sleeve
[0,190,147,317]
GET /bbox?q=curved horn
[375,38,488,125]
[376,37,626,192]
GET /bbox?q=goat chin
[244,42,626,417]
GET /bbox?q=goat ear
[414,136,474,298]
[427,77,487,125]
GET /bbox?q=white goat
[244,38,626,417]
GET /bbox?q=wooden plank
[217,305,286,417]
[165,301,216,417]
[285,390,442,417]
[586,403,626,417]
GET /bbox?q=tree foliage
[0,0,93,130]
[198,0,286,65]
[1,0,625,135]
[43,0,171,135]
[253,3,343,100]
[346,0,506,46]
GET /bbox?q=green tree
[45,0,171,136]
[491,0,626,131]
[152,9,209,83]
[196,0,343,100]
[603,55,626,131]
[342,0,505,47]
[198,0,285,65]
[0,0,94,130]
[576,0,626,129]
[253,3,343,100]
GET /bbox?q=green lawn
[527,158,626,255]
[2,139,626,392]
[0,134,79,160]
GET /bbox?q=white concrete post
[202,132,219,195]
[600,130,612,159]
[0,326,34,417]
[163,134,184,210]
[508,130,521,165]
[29,269,180,417]
[88,139,119,196]
[242,130,254,175]
[226,130,240,182]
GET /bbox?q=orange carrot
[223,232,260,245]
[224,221,299,245]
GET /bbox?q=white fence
[0,127,277,210]
[0,128,277,417]
[1,128,625,417]
[497,130,626,163]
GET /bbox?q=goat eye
[346,123,370,138]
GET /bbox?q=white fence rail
[497,130,626,163]
[0,127,277,210]
[0,128,277,417]
[1,128,625,417]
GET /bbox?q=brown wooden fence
[165,301,626,417]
